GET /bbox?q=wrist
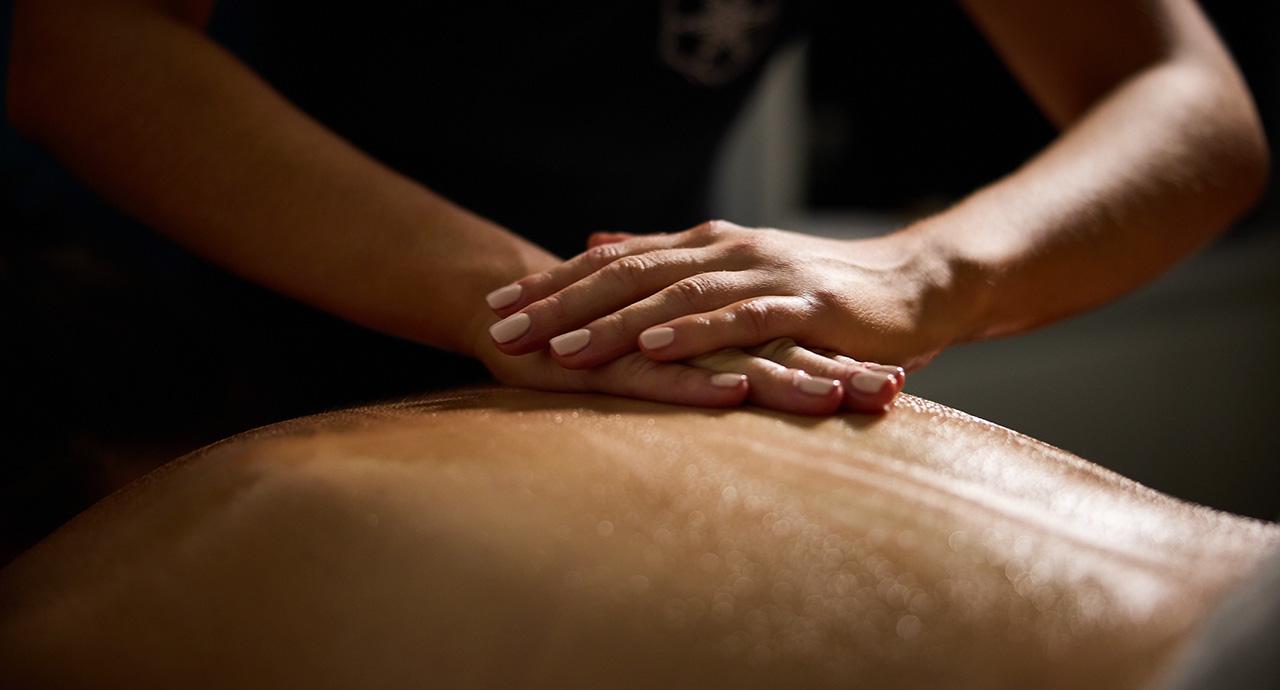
[891,220,995,349]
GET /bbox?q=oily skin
[2,388,1276,689]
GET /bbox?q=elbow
[1186,62,1271,222]
[1231,118,1270,215]
[1210,61,1271,216]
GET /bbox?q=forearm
[912,55,1267,343]
[6,0,556,356]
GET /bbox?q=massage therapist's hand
[473,321,903,415]
[485,219,953,374]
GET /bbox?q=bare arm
[6,0,554,356]
[938,0,1269,339]
[477,0,1268,373]
[8,0,905,413]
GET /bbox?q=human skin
[3,0,905,415]
[1,387,1276,689]
[489,0,1269,372]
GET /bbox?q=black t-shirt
[5,0,812,423]
[217,0,809,258]
[0,2,811,554]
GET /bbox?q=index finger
[484,230,706,315]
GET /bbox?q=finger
[549,270,769,370]
[830,354,907,386]
[586,231,636,248]
[637,296,815,361]
[691,349,844,416]
[755,340,903,414]
[586,352,749,408]
[487,229,714,315]
[812,349,906,386]
[493,247,737,355]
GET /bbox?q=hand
[483,219,954,376]
[475,326,903,415]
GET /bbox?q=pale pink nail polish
[866,363,906,381]
[485,284,522,309]
[710,372,747,388]
[640,327,676,349]
[796,372,838,395]
[850,372,892,395]
[550,329,591,356]
[489,313,531,343]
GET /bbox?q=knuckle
[689,220,716,238]
[607,254,653,284]
[734,299,774,338]
[689,219,731,240]
[804,286,839,312]
[519,271,554,296]
[583,243,624,269]
[538,292,568,322]
[725,236,760,257]
[800,290,831,316]
[597,309,633,341]
[669,274,719,307]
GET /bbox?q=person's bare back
[1,388,1275,689]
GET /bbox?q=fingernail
[639,326,676,349]
[489,313,531,343]
[710,372,747,388]
[550,328,591,356]
[796,372,838,395]
[850,372,893,395]
[866,363,906,381]
[485,283,522,309]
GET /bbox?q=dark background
[2,1,1277,564]
[805,2,1279,234]
[794,2,1279,524]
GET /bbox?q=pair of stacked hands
[480,221,919,416]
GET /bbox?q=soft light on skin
[5,387,1272,689]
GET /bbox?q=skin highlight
[2,387,1276,689]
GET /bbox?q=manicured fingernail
[489,313,531,343]
[866,363,905,381]
[710,372,747,388]
[485,283,522,309]
[550,328,591,356]
[796,372,838,395]
[639,326,676,349]
[850,372,893,395]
